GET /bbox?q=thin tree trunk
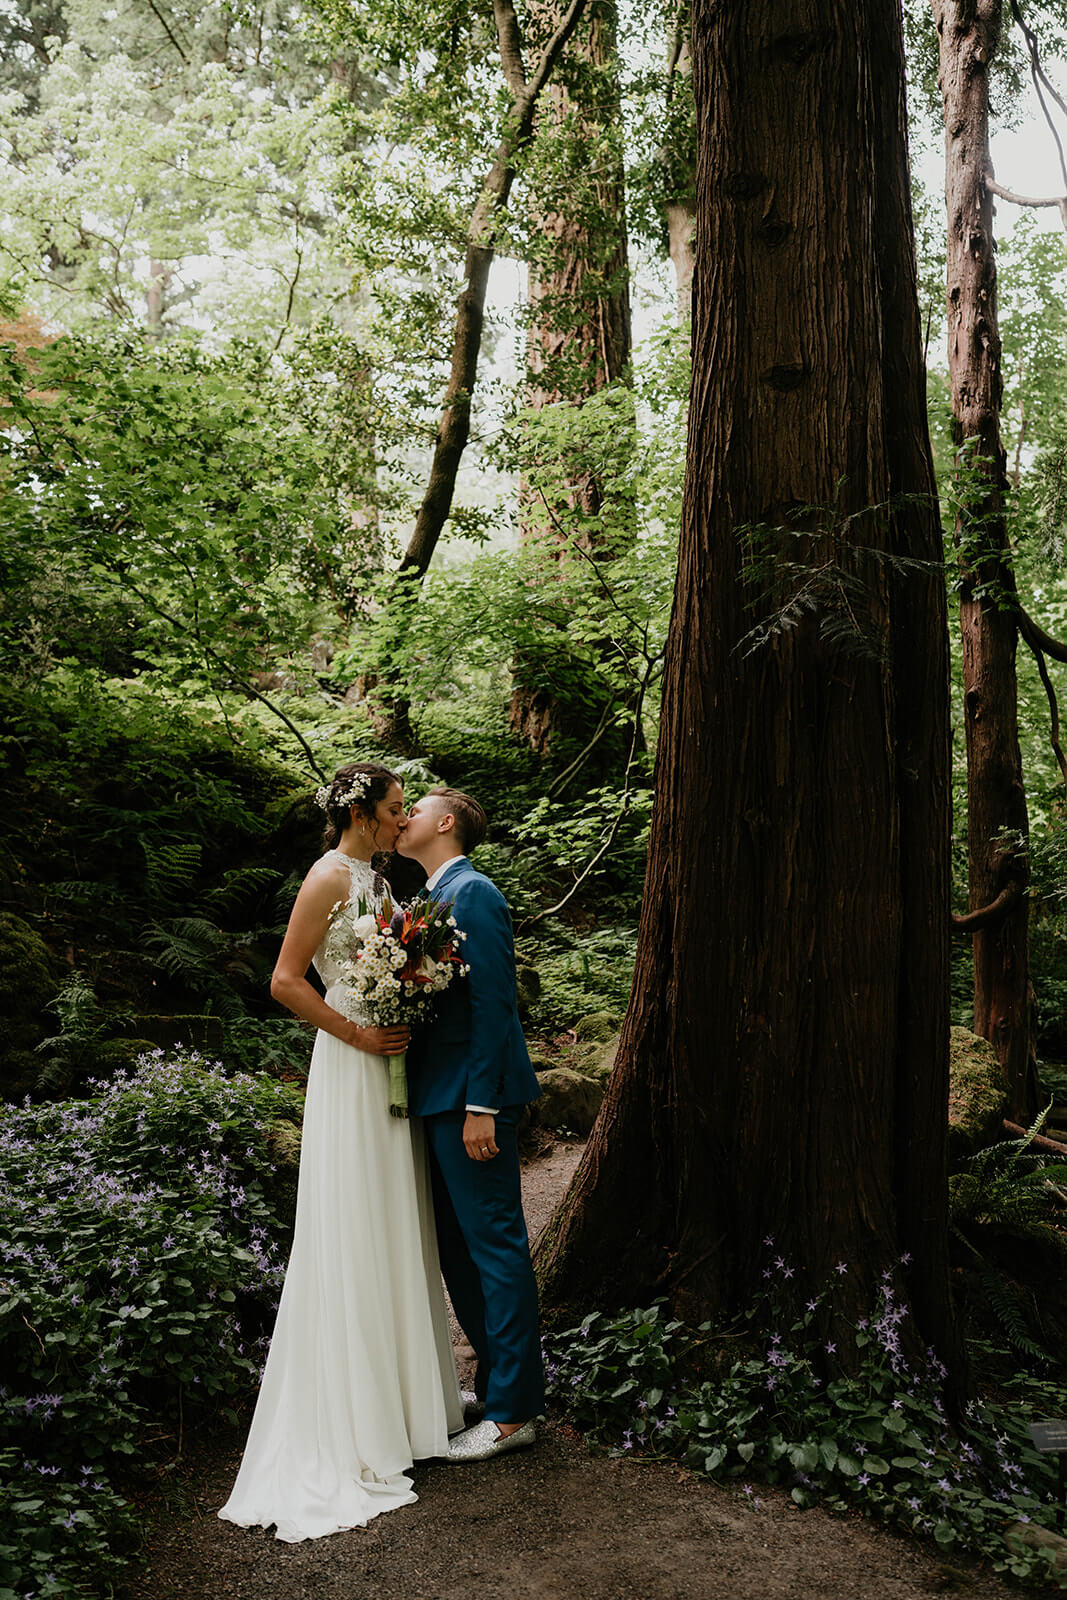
[400,0,588,579]
[663,5,697,319]
[933,0,1038,1124]
[537,0,960,1379]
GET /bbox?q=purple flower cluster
[2,1049,294,1490]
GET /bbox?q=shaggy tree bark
[537,0,960,1373]
[510,0,633,758]
[525,2,631,417]
[933,0,1038,1123]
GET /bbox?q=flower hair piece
[315,772,373,812]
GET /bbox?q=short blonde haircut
[426,787,487,853]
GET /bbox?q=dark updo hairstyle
[320,762,402,853]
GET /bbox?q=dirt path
[121,1142,1056,1600]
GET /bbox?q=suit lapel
[428,857,469,901]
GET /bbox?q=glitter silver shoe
[461,1389,486,1424]
[445,1419,537,1462]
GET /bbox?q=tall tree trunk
[933,0,1038,1124]
[509,0,633,759]
[399,0,588,580]
[537,0,960,1378]
[663,7,697,319]
[524,1,631,416]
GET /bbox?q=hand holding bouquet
[334,890,469,1116]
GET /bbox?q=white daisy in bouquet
[327,889,469,1116]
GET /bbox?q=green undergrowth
[543,1270,1067,1589]
[0,1051,300,1599]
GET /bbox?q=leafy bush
[1029,916,1067,1061]
[949,1116,1067,1365]
[544,1267,1067,1587]
[0,1051,299,1597]
[519,922,637,1035]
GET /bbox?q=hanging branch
[400,0,588,578]
[1020,624,1067,786]
[516,672,648,932]
[101,566,327,780]
[1018,603,1067,665]
[980,5,1067,233]
[1010,0,1067,189]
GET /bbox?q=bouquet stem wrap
[388,1051,408,1119]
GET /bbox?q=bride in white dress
[218,762,463,1543]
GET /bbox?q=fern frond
[978,1269,1054,1365]
[143,916,226,979]
[201,866,282,916]
[144,841,201,906]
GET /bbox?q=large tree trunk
[537,0,960,1375]
[509,0,633,760]
[933,0,1038,1124]
[524,2,631,415]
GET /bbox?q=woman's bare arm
[270,859,409,1056]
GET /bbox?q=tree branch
[1002,1118,1067,1155]
[104,568,326,779]
[492,0,527,93]
[1020,626,1067,786]
[144,0,189,63]
[525,0,587,101]
[951,879,1025,933]
[516,680,645,932]
[400,0,588,578]
[984,175,1067,231]
[1018,604,1067,664]
[546,696,617,799]
[665,0,689,89]
[1009,1,1067,196]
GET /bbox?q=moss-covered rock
[0,913,56,1101]
[949,1025,1008,1160]
[266,1117,303,1232]
[120,1014,226,1052]
[1006,1520,1067,1579]
[530,1066,605,1137]
[573,1011,622,1043]
[515,963,541,1025]
[94,1038,161,1075]
[581,1034,620,1082]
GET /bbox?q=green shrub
[544,1269,1067,1587]
[519,923,637,1035]
[0,912,56,1101]
[0,1051,300,1596]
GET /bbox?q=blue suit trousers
[423,1108,545,1424]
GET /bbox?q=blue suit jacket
[407,858,540,1117]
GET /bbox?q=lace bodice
[313,851,383,993]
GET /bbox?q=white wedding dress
[218,852,463,1542]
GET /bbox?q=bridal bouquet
[330,890,469,1117]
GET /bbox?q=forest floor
[120,1142,1057,1600]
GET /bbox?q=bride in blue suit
[397,786,545,1460]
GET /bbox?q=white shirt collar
[425,854,467,893]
